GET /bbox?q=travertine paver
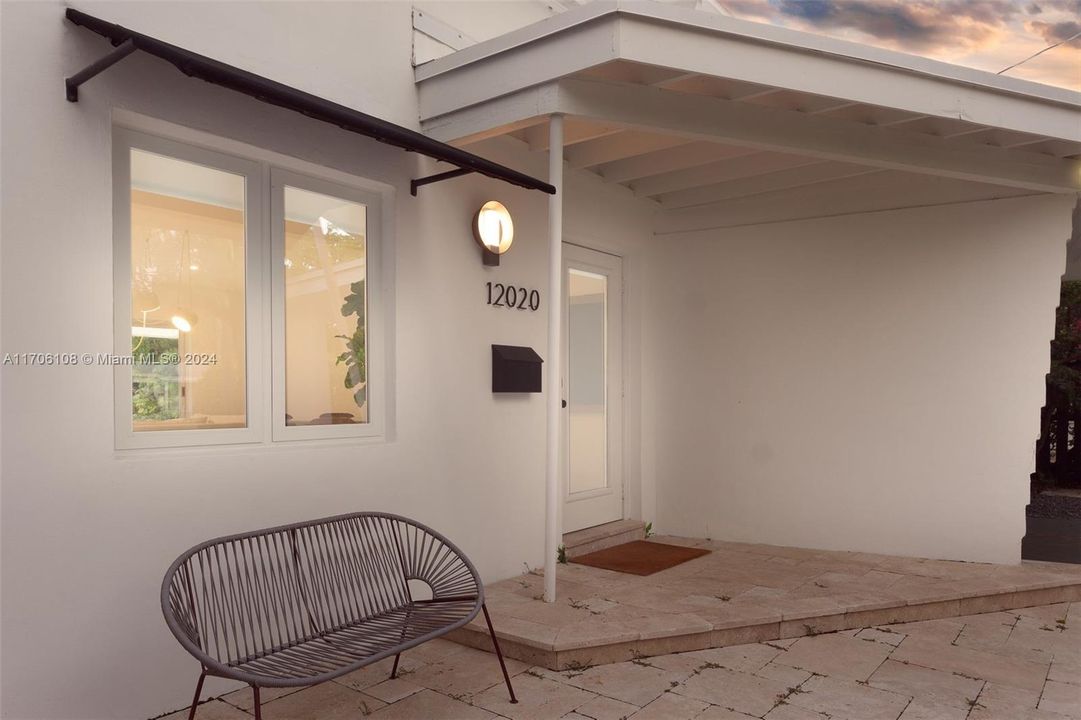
[625,692,709,720]
[568,694,639,720]
[550,659,689,707]
[259,680,386,720]
[784,674,910,720]
[774,632,893,681]
[470,672,594,720]
[866,659,982,709]
[157,601,1080,720]
[1040,681,1081,715]
[457,537,1081,667]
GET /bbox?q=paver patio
[450,537,1081,670]
[159,599,1080,719]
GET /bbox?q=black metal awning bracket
[410,168,475,196]
[65,37,137,102]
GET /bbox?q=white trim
[412,8,476,51]
[270,168,385,443]
[113,128,266,450]
[416,1,1079,108]
[415,3,1080,146]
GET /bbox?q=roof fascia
[417,3,1081,142]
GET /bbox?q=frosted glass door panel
[567,269,608,495]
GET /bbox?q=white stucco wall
[2,2,1073,719]
[643,195,1072,565]
[0,3,652,718]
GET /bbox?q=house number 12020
[487,282,540,311]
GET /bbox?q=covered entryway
[415,3,1081,602]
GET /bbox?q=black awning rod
[64,8,555,196]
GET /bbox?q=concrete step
[562,519,646,559]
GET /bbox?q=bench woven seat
[162,512,517,719]
[230,599,478,681]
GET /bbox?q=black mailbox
[492,345,543,393]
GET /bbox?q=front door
[562,243,623,533]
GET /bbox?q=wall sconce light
[473,201,514,266]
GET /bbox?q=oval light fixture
[171,308,198,333]
[473,201,513,266]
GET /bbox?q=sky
[713,0,1081,90]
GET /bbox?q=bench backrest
[161,512,481,669]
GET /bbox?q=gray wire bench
[161,512,517,719]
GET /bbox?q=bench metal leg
[251,685,262,720]
[186,670,206,720]
[390,653,401,679]
[482,603,518,704]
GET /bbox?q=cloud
[768,0,1018,49]
[715,0,1081,88]
[1030,18,1081,43]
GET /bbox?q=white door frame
[562,242,624,533]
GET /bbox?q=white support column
[544,114,564,604]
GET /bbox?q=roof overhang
[64,8,555,196]
[416,1,1080,226]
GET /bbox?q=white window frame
[113,128,266,450]
[112,125,388,450]
[270,168,384,442]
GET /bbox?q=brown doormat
[571,540,710,576]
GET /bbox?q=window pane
[130,149,246,431]
[283,186,367,426]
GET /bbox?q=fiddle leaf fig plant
[336,280,367,407]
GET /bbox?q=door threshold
[563,519,646,559]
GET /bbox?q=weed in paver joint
[715,594,732,602]
[557,545,568,564]
[562,660,592,678]
[630,649,659,669]
[966,697,985,710]
[772,685,806,709]
[568,597,603,615]
[692,661,723,676]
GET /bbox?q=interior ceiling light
[171,309,198,334]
